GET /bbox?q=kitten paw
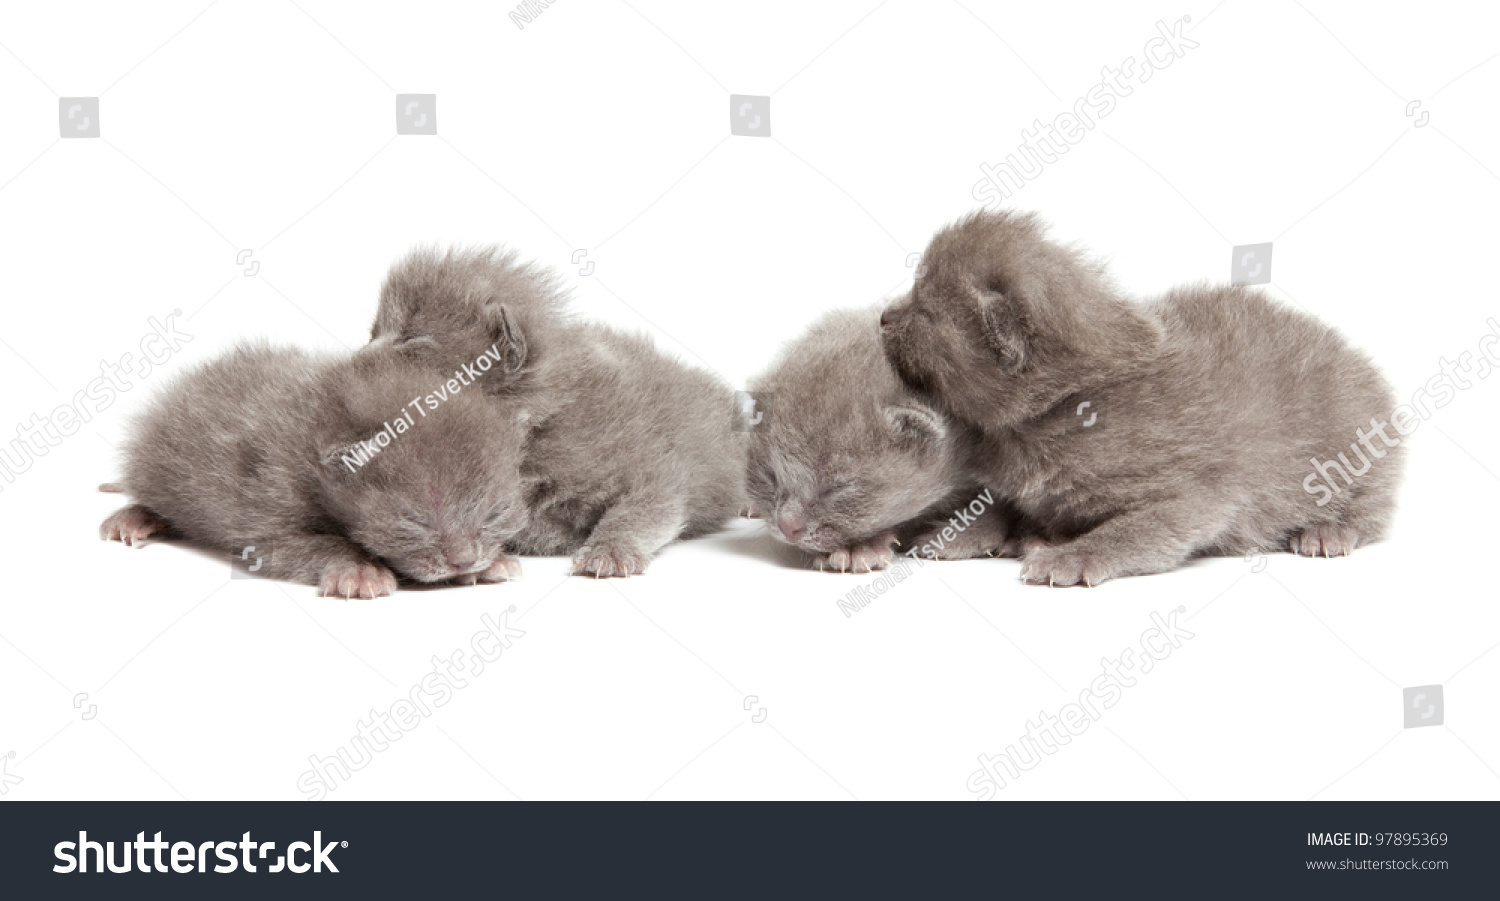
[100,505,168,547]
[1020,546,1113,588]
[452,555,523,586]
[815,532,896,573]
[572,546,650,578]
[477,554,523,583]
[320,561,397,599]
[1291,524,1358,558]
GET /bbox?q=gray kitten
[881,210,1403,586]
[746,306,1015,573]
[100,343,530,597]
[371,246,745,577]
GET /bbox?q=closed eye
[818,481,850,500]
[394,334,439,351]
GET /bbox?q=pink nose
[446,552,476,571]
[777,512,807,542]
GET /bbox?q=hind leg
[100,505,169,547]
[1291,469,1400,558]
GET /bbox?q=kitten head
[880,209,1157,428]
[316,352,529,583]
[746,309,964,555]
[369,246,565,393]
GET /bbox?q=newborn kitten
[371,246,745,577]
[100,344,530,597]
[881,209,1404,586]
[746,306,1013,573]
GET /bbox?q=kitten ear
[974,287,1024,371]
[482,304,528,379]
[883,403,947,447]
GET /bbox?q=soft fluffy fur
[746,307,1014,572]
[371,246,745,577]
[372,246,571,409]
[881,210,1403,586]
[101,344,530,597]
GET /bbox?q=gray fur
[101,343,530,597]
[371,246,745,577]
[371,246,571,406]
[881,209,1404,586]
[746,307,1013,573]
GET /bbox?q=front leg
[900,501,1015,560]
[245,533,397,599]
[453,554,524,585]
[1020,497,1228,587]
[812,530,897,573]
[572,495,686,578]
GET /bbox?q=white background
[1,0,1496,801]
